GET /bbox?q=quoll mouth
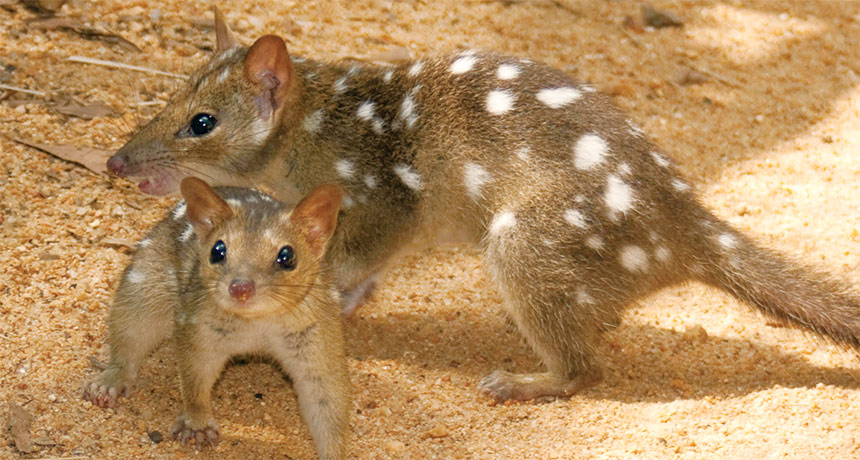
[137,174,178,196]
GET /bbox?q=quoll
[107,10,860,402]
[83,177,350,459]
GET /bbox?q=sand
[2,0,860,459]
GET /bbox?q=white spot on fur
[672,179,690,192]
[398,90,420,129]
[564,209,588,229]
[138,238,153,249]
[718,233,738,250]
[383,70,394,82]
[650,151,670,167]
[515,146,531,161]
[576,287,596,305]
[342,195,354,208]
[464,163,492,200]
[655,246,671,263]
[364,174,377,189]
[620,245,649,273]
[486,90,514,115]
[573,133,608,170]
[536,87,582,108]
[216,67,230,84]
[334,77,348,93]
[394,164,423,191]
[604,174,634,215]
[371,119,385,134]
[180,224,194,242]
[408,61,424,77]
[496,64,520,80]
[618,162,632,176]
[126,268,144,284]
[585,235,604,250]
[357,101,375,121]
[335,159,355,179]
[302,109,324,134]
[227,199,242,208]
[489,212,516,235]
[172,201,187,220]
[450,55,478,74]
[627,120,644,137]
[574,195,586,204]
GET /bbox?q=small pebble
[148,431,163,443]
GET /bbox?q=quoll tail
[695,218,860,347]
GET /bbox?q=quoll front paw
[82,379,130,409]
[171,416,220,448]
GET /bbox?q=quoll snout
[228,279,255,303]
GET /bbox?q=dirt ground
[2,0,860,459]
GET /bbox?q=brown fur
[82,179,350,459]
[106,11,860,402]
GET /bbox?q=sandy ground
[2,0,860,459]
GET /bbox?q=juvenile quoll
[108,11,860,402]
[82,177,349,459]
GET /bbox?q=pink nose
[228,279,255,303]
[107,154,128,177]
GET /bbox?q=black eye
[190,113,217,136]
[210,240,226,264]
[276,245,296,271]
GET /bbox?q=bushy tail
[693,219,860,347]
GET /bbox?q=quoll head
[109,8,298,196]
[180,177,342,318]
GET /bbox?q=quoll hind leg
[478,239,617,402]
[82,285,174,408]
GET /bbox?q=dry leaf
[642,4,683,28]
[7,403,35,454]
[53,99,116,119]
[11,137,111,174]
[365,47,412,65]
[29,15,141,53]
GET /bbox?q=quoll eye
[210,240,227,264]
[276,245,296,271]
[190,113,217,136]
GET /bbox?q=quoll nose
[106,154,128,177]
[228,279,255,303]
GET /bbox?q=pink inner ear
[291,184,343,253]
[244,35,293,120]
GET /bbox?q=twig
[617,25,641,48]
[66,56,188,80]
[682,60,742,88]
[0,84,47,97]
[129,100,164,107]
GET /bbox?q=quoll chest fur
[109,15,860,403]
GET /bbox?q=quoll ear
[289,184,343,256]
[180,177,234,232]
[243,35,294,121]
[213,7,239,51]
